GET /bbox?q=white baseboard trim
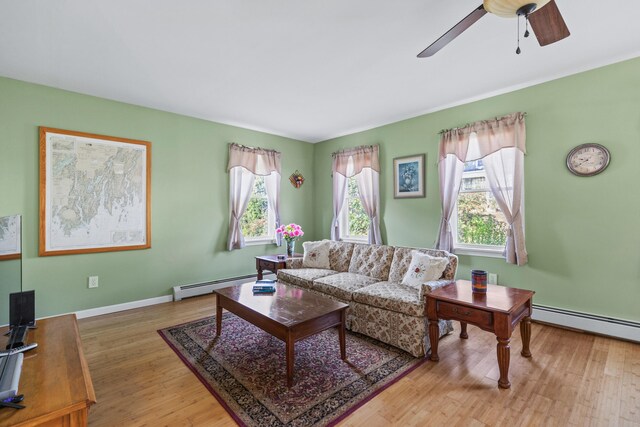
[532,304,640,343]
[75,295,173,320]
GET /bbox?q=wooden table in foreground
[213,282,348,387]
[254,254,302,280]
[0,314,96,426]
[426,280,535,389]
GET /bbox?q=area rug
[158,313,426,427]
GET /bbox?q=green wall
[0,77,315,320]
[313,57,640,322]
[2,57,639,323]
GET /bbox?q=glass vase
[286,240,295,257]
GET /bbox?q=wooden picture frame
[393,154,425,198]
[39,127,151,256]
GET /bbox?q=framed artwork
[39,127,151,256]
[393,154,425,198]
[0,214,21,261]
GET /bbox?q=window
[240,176,275,243]
[451,135,509,256]
[339,176,370,242]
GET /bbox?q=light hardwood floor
[79,295,640,426]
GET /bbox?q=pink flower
[276,223,304,241]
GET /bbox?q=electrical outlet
[88,276,99,288]
[488,273,498,285]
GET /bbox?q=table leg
[460,321,468,339]
[286,335,294,387]
[339,310,346,360]
[257,266,264,280]
[428,319,440,361]
[497,337,511,389]
[520,316,532,357]
[216,298,222,336]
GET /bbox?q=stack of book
[253,279,276,294]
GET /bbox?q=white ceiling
[1,1,639,143]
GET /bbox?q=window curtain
[435,129,468,252]
[437,112,527,265]
[475,114,527,265]
[227,143,282,251]
[331,145,382,244]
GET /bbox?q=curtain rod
[438,112,527,135]
[331,144,377,157]
[229,142,280,154]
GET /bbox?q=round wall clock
[566,143,611,177]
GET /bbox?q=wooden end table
[214,282,348,387]
[255,254,301,280]
[426,280,535,389]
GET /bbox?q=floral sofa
[277,241,457,357]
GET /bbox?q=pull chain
[516,15,521,54]
[524,15,530,38]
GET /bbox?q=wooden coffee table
[213,282,348,387]
[426,280,535,389]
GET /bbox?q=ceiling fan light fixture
[483,0,551,17]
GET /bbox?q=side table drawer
[437,301,493,329]
[258,259,275,270]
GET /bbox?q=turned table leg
[520,316,532,357]
[497,337,511,389]
[460,321,468,339]
[428,319,440,361]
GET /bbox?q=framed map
[0,214,21,260]
[39,127,151,256]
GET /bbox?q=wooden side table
[255,254,301,280]
[426,280,535,389]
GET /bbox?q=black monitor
[9,290,35,328]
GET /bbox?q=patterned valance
[227,143,281,176]
[332,145,380,177]
[439,112,526,162]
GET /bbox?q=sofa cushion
[348,244,395,281]
[277,268,337,289]
[302,240,331,269]
[328,240,355,273]
[388,247,457,283]
[401,251,449,288]
[312,272,379,301]
[352,281,424,317]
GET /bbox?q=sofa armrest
[421,279,455,299]
[286,258,304,269]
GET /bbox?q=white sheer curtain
[437,112,528,265]
[331,172,348,241]
[264,172,282,246]
[227,143,281,251]
[436,154,466,252]
[331,145,382,244]
[355,167,382,244]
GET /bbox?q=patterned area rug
[158,313,426,426]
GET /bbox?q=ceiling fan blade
[528,0,570,46]
[417,5,487,58]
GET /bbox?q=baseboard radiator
[532,304,640,342]
[173,273,276,301]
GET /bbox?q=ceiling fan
[418,0,570,57]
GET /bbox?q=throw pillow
[302,240,331,269]
[401,250,449,289]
